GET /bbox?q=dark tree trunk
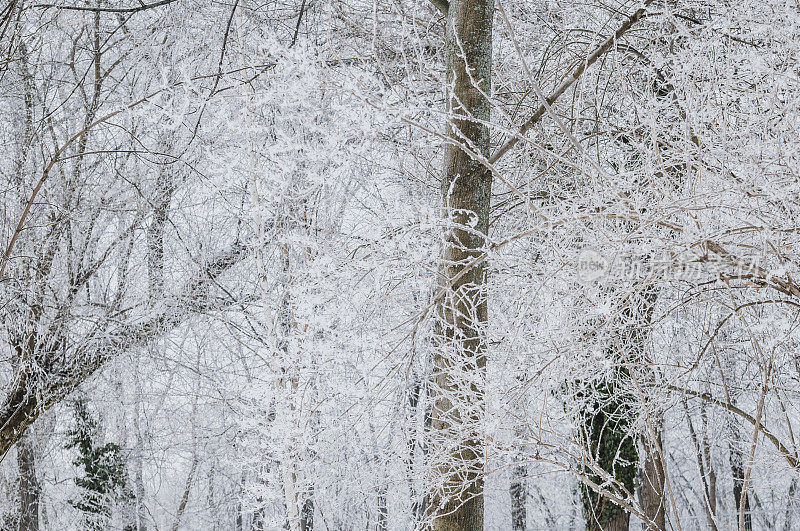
[783,477,797,531]
[600,510,630,531]
[429,0,493,529]
[146,160,173,299]
[729,420,752,531]
[0,376,39,459]
[510,463,527,531]
[236,471,245,531]
[406,374,432,527]
[300,486,313,531]
[639,428,666,530]
[581,379,637,531]
[376,486,388,531]
[17,433,39,531]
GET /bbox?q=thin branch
[290,0,306,48]
[740,385,768,531]
[34,0,179,14]
[664,384,799,469]
[673,12,763,47]
[0,58,358,280]
[705,240,800,299]
[489,0,654,165]
[171,453,198,531]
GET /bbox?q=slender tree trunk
[729,416,752,531]
[131,365,149,531]
[510,375,528,531]
[686,400,717,531]
[132,428,148,529]
[783,477,797,531]
[510,462,527,531]
[146,156,174,299]
[701,405,717,531]
[252,500,266,531]
[376,485,388,531]
[430,0,493,529]
[300,485,313,531]
[16,432,39,531]
[171,453,197,531]
[639,427,666,530]
[406,375,430,527]
[10,44,39,531]
[236,471,245,531]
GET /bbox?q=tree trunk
[376,486,388,531]
[510,462,527,531]
[783,477,797,531]
[17,432,39,531]
[639,428,666,530]
[171,453,197,531]
[406,377,428,527]
[729,417,752,531]
[600,511,630,531]
[0,376,39,459]
[300,486,313,531]
[581,380,637,531]
[429,0,493,529]
[686,400,717,531]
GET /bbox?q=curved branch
[665,384,799,469]
[490,0,654,164]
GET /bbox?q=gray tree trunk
[783,477,797,531]
[430,0,493,529]
[300,486,314,531]
[639,428,666,530]
[16,432,39,531]
[510,462,527,531]
[406,376,430,527]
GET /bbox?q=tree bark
[429,0,493,530]
[132,377,149,531]
[686,400,717,531]
[729,417,752,531]
[171,453,197,531]
[146,149,174,299]
[602,511,630,531]
[376,485,388,531]
[16,432,39,531]
[581,380,637,531]
[639,428,666,530]
[300,486,313,531]
[406,376,430,527]
[783,477,797,531]
[510,462,527,531]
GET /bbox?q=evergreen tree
[65,399,129,530]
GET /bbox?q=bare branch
[490,0,654,165]
[34,0,179,14]
[665,384,799,469]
